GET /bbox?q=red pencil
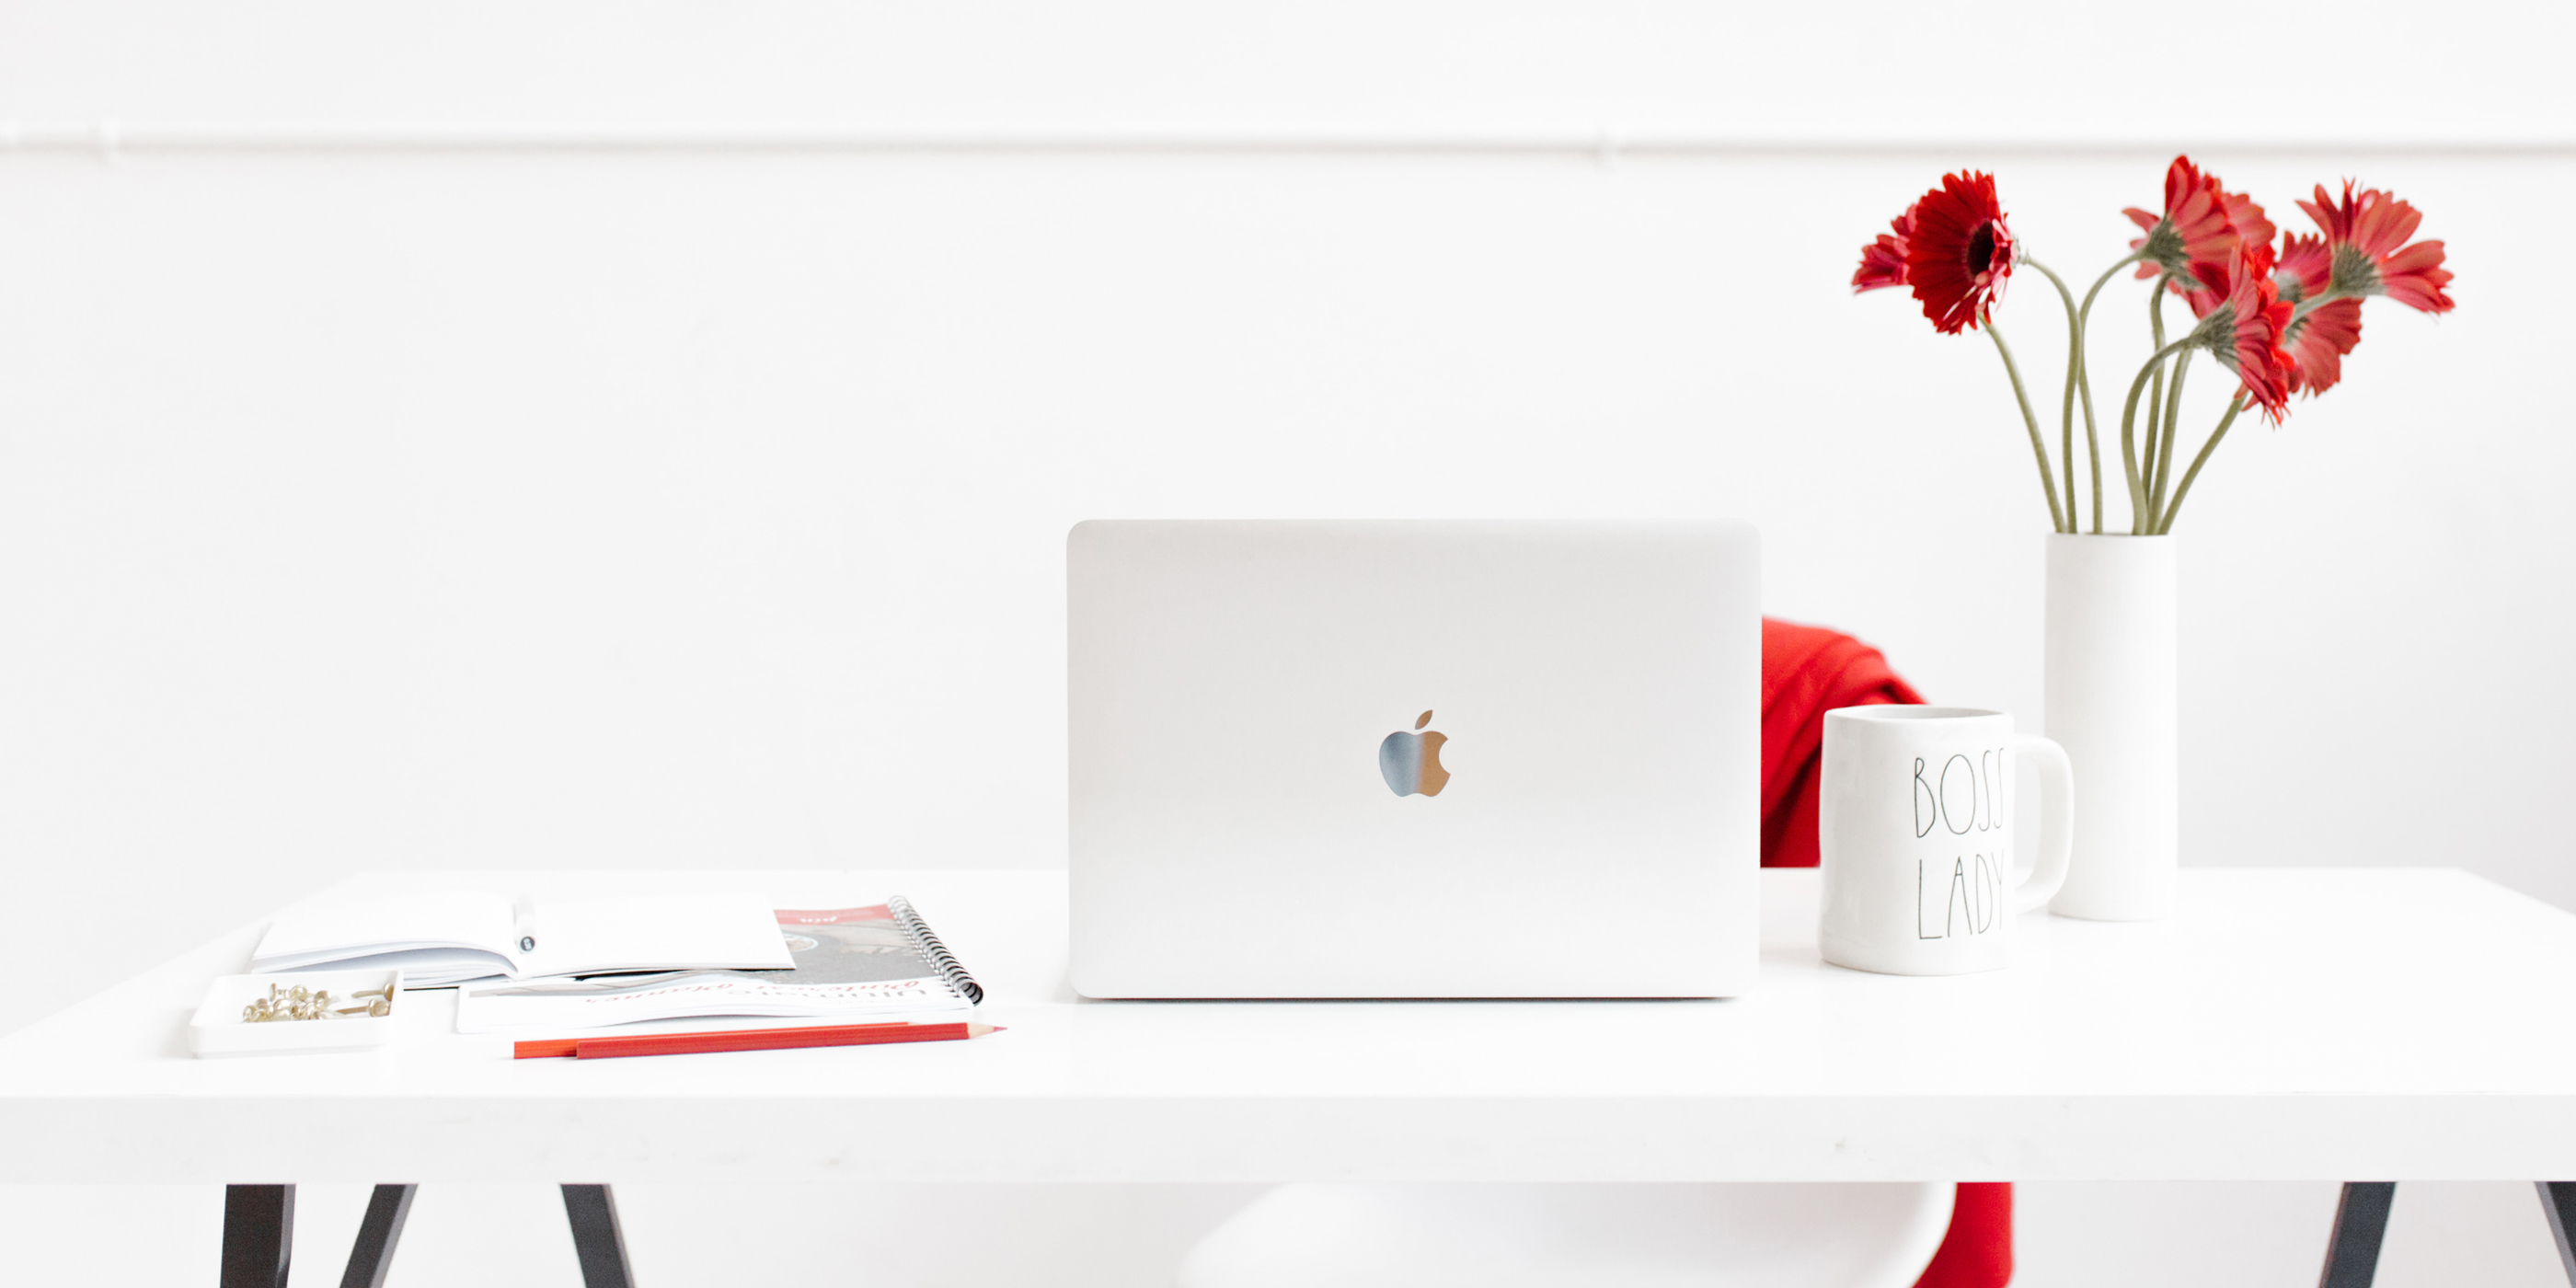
[513,1020,1003,1060]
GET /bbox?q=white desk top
[5,867,2573,1184]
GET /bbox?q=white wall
[3,3,2573,1282]
[7,144,2559,1025]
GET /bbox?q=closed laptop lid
[1067,520,1760,998]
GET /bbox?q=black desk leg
[561,1184,637,1288]
[338,1184,419,1288]
[2318,1181,2398,1288]
[220,1184,295,1288]
[2539,1182,2576,1286]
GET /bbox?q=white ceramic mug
[1818,707,2074,975]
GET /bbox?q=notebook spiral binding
[888,895,984,1005]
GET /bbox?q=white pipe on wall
[2,121,2571,159]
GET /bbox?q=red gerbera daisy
[2216,187,2276,265]
[2271,234,2362,396]
[2280,298,2363,397]
[2125,156,2267,293]
[2179,235,2274,321]
[2274,233,2331,304]
[1901,172,2015,334]
[1852,202,1916,293]
[2188,249,2294,420]
[2297,180,2455,313]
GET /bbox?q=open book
[453,898,983,1034]
[250,890,796,988]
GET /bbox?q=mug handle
[2010,733,2076,914]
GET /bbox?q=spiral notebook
[454,896,983,1034]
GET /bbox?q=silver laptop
[1067,521,1760,998]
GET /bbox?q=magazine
[453,898,981,1034]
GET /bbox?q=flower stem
[2158,391,2244,533]
[2149,346,2192,522]
[2073,254,2138,534]
[2025,257,2091,535]
[2139,284,2170,534]
[2120,338,2198,532]
[1987,320,2066,533]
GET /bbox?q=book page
[251,890,515,970]
[520,890,794,978]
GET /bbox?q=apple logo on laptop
[1378,710,1452,798]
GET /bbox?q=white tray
[190,970,403,1058]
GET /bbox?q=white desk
[6,866,2576,1186]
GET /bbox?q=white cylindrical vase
[2043,533,2177,921]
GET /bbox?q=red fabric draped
[1761,617,1926,869]
[1760,617,2009,1288]
[1915,1184,2014,1288]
